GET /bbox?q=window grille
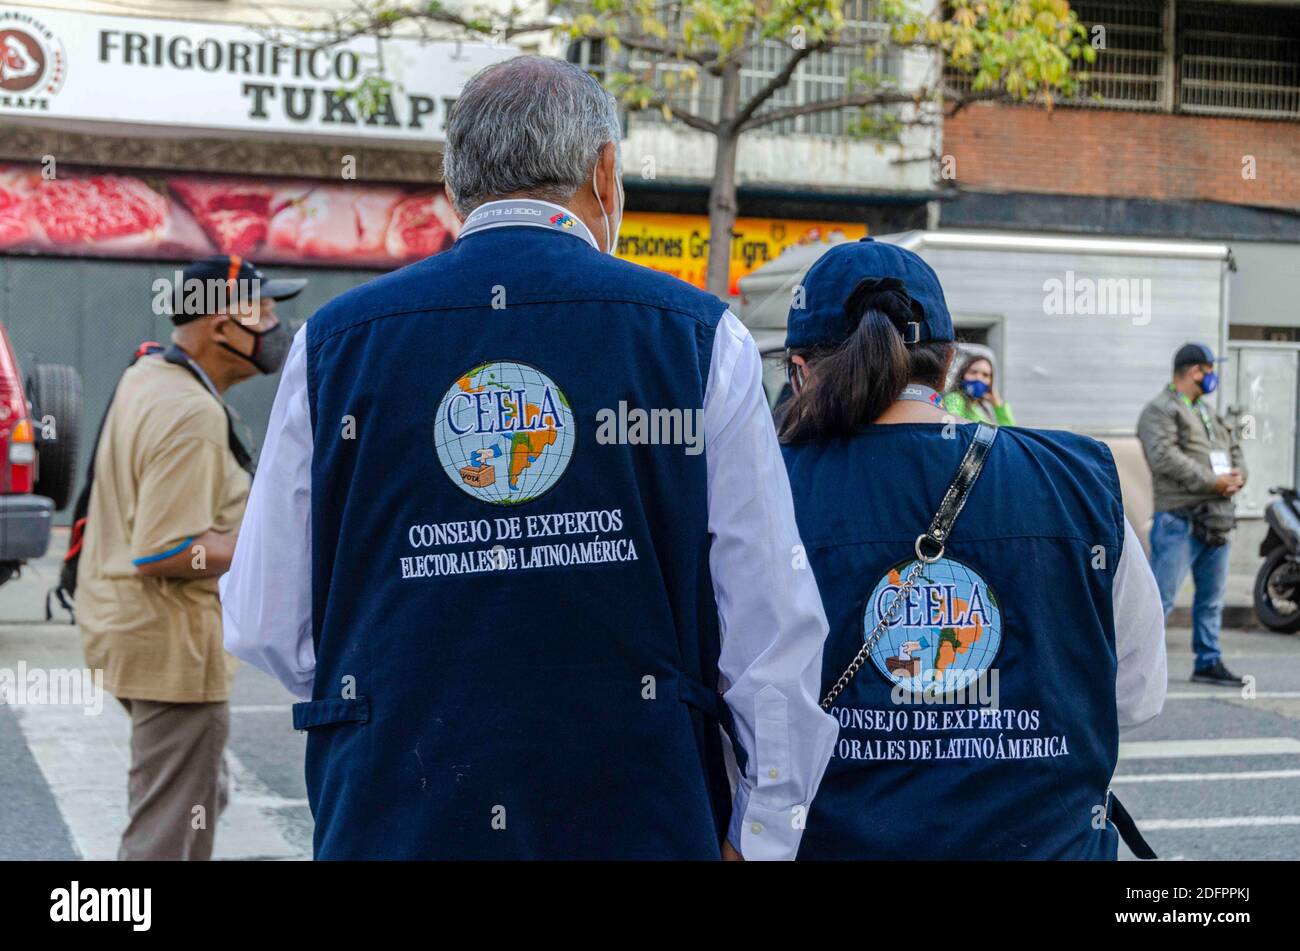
[570,1,903,138]
[1069,0,1167,109]
[1178,1,1300,120]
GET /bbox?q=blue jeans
[1149,510,1231,669]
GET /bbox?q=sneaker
[1190,661,1244,687]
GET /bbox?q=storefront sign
[616,212,867,295]
[0,5,514,142]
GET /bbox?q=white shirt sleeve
[221,324,316,700]
[1113,518,1167,732]
[704,309,839,861]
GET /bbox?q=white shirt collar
[458,198,599,251]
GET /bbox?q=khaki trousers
[117,698,230,861]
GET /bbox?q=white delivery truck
[737,229,1241,558]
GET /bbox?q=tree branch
[636,101,718,134]
[729,40,829,131]
[737,89,920,132]
[577,30,717,68]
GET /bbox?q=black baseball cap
[785,238,954,350]
[170,255,307,324]
[1173,342,1225,371]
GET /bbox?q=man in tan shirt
[78,255,303,860]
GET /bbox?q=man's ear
[595,141,619,210]
[206,311,233,344]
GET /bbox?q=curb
[1169,605,1257,629]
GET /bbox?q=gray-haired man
[223,56,838,860]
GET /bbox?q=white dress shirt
[1112,519,1168,732]
[223,203,839,861]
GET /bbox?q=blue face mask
[961,378,989,400]
[1200,370,1218,395]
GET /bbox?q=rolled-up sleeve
[221,325,316,700]
[704,310,839,860]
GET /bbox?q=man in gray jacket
[1137,343,1246,686]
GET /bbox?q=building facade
[938,0,1300,567]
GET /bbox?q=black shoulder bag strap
[162,345,256,478]
[1108,790,1157,860]
[46,342,166,622]
[820,421,998,710]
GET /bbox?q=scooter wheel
[1253,547,1300,633]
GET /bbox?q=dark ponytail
[778,277,953,443]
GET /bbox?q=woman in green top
[943,353,1015,425]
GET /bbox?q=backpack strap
[45,342,165,622]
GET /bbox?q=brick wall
[943,102,1300,211]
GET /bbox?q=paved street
[0,537,312,861]
[2,534,1300,861]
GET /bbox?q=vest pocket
[292,695,370,730]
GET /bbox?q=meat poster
[0,163,460,268]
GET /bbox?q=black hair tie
[843,276,925,344]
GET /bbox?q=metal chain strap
[820,558,926,710]
[818,423,997,711]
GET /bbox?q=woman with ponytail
[781,239,1166,861]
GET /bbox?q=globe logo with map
[434,361,575,505]
[864,557,1003,693]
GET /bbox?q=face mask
[1200,370,1218,395]
[221,320,291,375]
[592,162,623,255]
[961,378,989,400]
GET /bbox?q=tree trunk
[706,61,741,300]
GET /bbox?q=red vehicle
[0,319,82,586]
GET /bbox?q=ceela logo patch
[434,361,575,505]
[864,557,1003,694]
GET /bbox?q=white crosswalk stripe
[11,697,308,860]
[1140,815,1300,831]
[1113,769,1300,783]
[1119,737,1300,759]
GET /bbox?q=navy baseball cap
[785,237,954,350]
[1173,342,1224,371]
[170,254,306,324]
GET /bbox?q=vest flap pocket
[292,696,370,730]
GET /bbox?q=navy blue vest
[784,423,1126,860]
[298,223,733,859]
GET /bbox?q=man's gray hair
[442,56,622,217]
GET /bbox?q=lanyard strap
[163,345,256,477]
[457,199,598,249]
[897,383,944,408]
[1169,385,1217,447]
[821,422,999,709]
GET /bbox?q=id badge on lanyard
[1194,402,1231,474]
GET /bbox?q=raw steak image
[0,177,31,247]
[268,186,402,260]
[385,192,460,260]
[170,177,274,256]
[28,174,168,248]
